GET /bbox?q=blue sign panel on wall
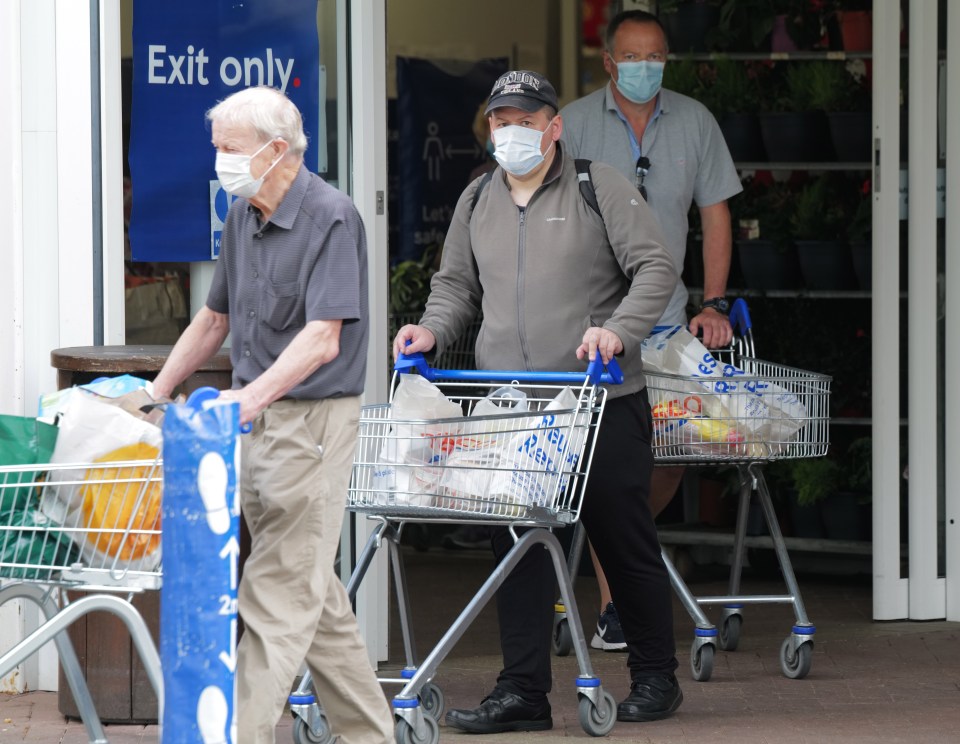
[129,0,320,262]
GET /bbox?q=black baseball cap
[484,70,559,115]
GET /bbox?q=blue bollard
[160,390,241,744]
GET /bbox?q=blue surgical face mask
[615,60,665,104]
[492,124,554,177]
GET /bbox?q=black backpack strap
[574,158,602,219]
[470,169,495,216]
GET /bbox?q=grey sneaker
[590,601,628,651]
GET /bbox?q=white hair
[206,86,308,156]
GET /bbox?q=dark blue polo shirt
[207,164,369,399]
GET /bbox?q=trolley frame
[553,299,831,682]
[289,356,624,743]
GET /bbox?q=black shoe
[617,674,683,722]
[445,687,552,733]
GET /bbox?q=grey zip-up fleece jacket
[420,145,677,398]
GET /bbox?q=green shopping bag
[0,414,79,579]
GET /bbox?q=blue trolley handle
[394,352,624,386]
[186,386,252,433]
[728,298,752,337]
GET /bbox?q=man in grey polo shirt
[153,86,393,744]
[561,9,743,652]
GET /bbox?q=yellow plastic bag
[80,442,162,561]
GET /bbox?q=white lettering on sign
[147,44,296,92]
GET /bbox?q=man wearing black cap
[394,70,684,733]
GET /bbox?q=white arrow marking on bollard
[219,536,241,591]
[219,618,238,673]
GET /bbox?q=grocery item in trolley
[642,325,808,457]
[373,374,464,507]
[40,390,163,570]
[437,386,587,515]
[0,415,80,579]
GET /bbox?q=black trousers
[492,389,678,697]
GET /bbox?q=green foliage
[732,176,795,250]
[843,437,872,494]
[790,457,843,506]
[697,57,765,118]
[846,181,872,244]
[711,0,776,51]
[663,56,704,99]
[779,63,820,111]
[789,175,847,241]
[806,61,870,112]
[389,246,437,316]
[789,437,873,506]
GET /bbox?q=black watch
[700,297,730,315]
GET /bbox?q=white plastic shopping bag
[374,374,464,506]
[438,387,529,509]
[485,386,586,513]
[641,326,807,453]
[40,390,163,570]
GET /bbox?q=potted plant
[818,437,873,541]
[770,0,829,51]
[710,0,776,52]
[732,174,802,290]
[663,55,705,100]
[389,245,437,319]
[807,59,871,162]
[790,174,858,289]
[828,0,873,52]
[759,62,834,162]
[698,57,768,162]
[657,0,723,53]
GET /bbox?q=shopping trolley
[552,299,831,682]
[0,456,164,744]
[289,354,625,744]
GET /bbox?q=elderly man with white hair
[153,86,393,744]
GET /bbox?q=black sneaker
[445,687,552,733]
[617,674,683,722]
[590,601,628,651]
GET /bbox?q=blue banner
[161,398,240,744]
[395,57,508,264]
[130,0,321,262]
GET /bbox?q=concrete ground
[2,539,959,743]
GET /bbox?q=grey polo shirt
[561,84,742,325]
[207,164,369,399]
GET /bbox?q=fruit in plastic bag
[80,442,162,561]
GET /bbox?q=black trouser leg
[492,526,555,698]
[579,390,678,679]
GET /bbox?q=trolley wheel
[292,712,333,744]
[690,640,714,682]
[718,614,742,652]
[578,690,617,737]
[394,714,440,744]
[419,682,445,720]
[552,617,573,657]
[780,637,813,679]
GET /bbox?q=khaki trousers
[236,397,393,744]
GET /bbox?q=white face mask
[492,124,554,177]
[215,139,282,199]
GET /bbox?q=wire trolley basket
[0,458,163,590]
[646,354,831,465]
[349,357,619,528]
